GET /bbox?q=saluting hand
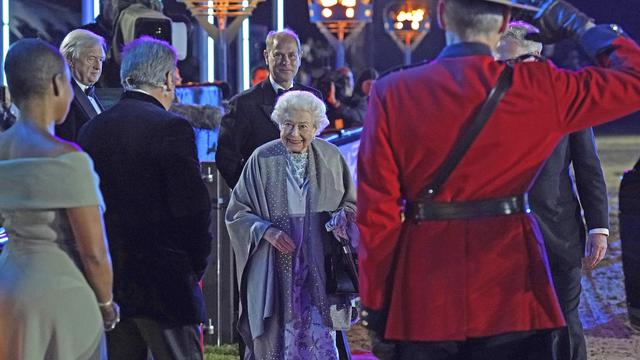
[263,227,296,254]
[583,233,608,270]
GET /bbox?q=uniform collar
[437,42,493,59]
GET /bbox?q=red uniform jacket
[357,27,640,341]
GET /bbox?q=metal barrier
[200,162,236,345]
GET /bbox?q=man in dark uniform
[215,29,321,189]
[497,22,609,360]
[357,0,640,359]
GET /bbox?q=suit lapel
[72,81,99,118]
[259,80,277,128]
[94,95,105,112]
[259,104,275,123]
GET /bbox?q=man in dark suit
[78,37,211,360]
[216,29,321,188]
[498,22,609,360]
[57,29,106,142]
[529,130,608,360]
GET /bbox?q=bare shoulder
[0,124,82,159]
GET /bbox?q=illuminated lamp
[384,0,431,65]
[308,0,373,68]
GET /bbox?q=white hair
[59,29,106,62]
[271,91,329,135]
[120,36,177,90]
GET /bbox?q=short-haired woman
[0,39,117,359]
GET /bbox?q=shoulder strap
[416,64,514,201]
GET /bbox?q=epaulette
[378,59,431,79]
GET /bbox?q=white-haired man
[497,22,609,360]
[56,29,106,142]
[357,0,640,359]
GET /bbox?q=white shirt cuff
[589,228,609,236]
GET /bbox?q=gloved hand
[525,0,595,44]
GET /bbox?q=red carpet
[351,350,377,359]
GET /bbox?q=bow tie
[84,85,96,98]
[276,88,292,98]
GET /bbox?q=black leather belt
[405,194,530,221]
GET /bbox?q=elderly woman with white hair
[226,90,358,359]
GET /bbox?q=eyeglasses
[280,121,315,134]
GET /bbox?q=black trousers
[549,263,586,360]
[621,214,640,312]
[107,317,202,360]
[393,330,555,360]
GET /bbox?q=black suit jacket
[529,128,608,268]
[56,80,103,142]
[77,91,212,325]
[215,80,322,188]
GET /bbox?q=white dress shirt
[75,80,102,114]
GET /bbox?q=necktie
[85,85,96,98]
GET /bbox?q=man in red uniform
[357,0,640,358]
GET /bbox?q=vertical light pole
[183,0,265,345]
[206,1,215,83]
[308,0,373,69]
[184,0,264,82]
[240,14,250,91]
[81,0,96,25]
[273,0,284,31]
[384,0,431,66]
[236,0,250,92]
[1,0,8,85]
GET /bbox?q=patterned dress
[282,152,339,359]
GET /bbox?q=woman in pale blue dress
[227,91,358,359]
[0,39,119,359]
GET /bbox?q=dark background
[12,0,640,75]
[8,0,640,131]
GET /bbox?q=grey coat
[225,138,356,358]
